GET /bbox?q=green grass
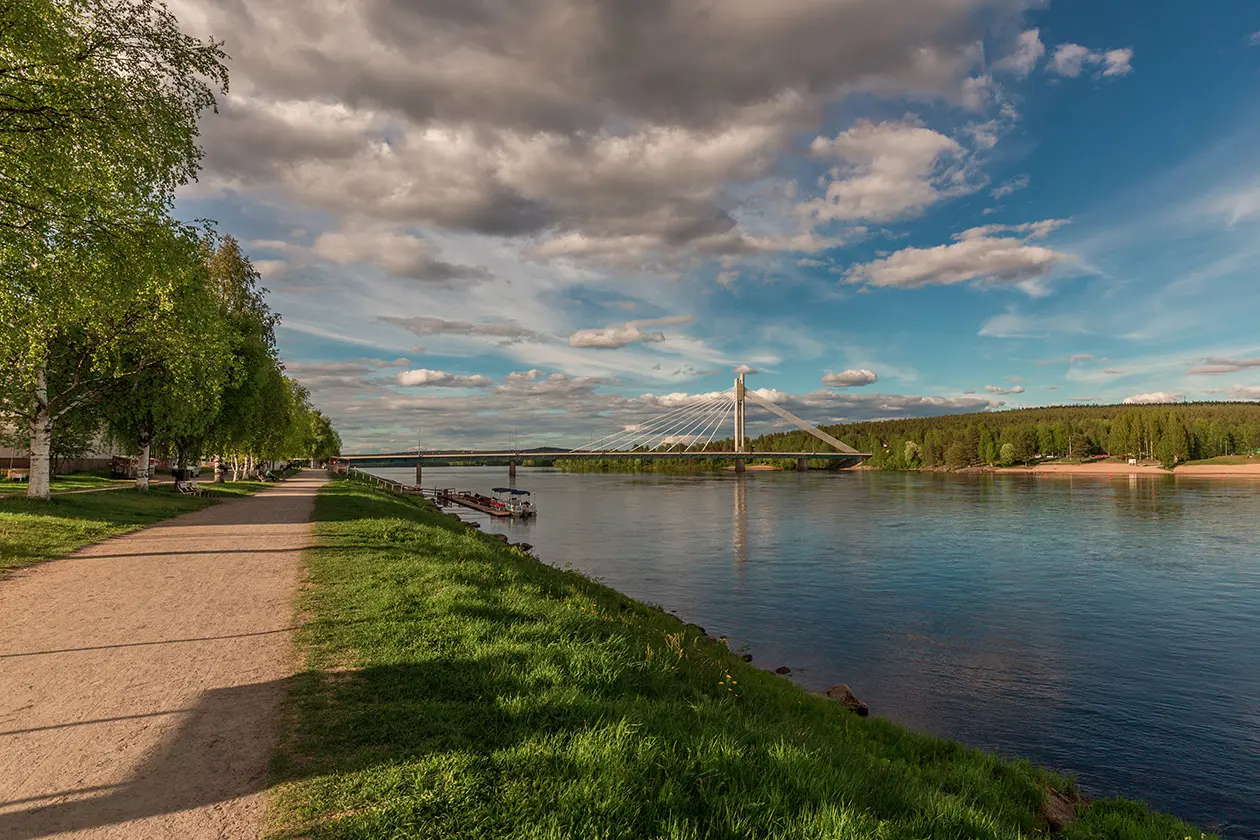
[1179,455,1257,466]
[0,478,278,574]
[0,473,131,494]
[0,489,215,574]
[269,478,1212,840]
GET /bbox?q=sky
[170,0,1260,453]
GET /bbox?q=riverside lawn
[0,480,271,574]
[268,477,1210,839]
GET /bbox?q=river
[365,466,1260,837]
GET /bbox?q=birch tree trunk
[213,454,226,483]
[136,428,152,491]
[27,364,53,500]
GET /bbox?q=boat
[438,487,537,518]
[491,487,537,518]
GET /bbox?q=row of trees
[746,403,1260,471]
[1,0,338,498]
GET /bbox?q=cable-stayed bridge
[336,374,870,480]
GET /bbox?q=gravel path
[0,473,326,839]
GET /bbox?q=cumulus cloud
[733,364,760,376]
[1188,356,1260,375]
[1049,44,1134,78]
[397,369,494,388]
[380,316,546,345]
[984,384,1025,394]
[176,0,1016,266]
[994,29,1045,77]
[843,220,1071,291]
[1123,392,1185,405]
[313,224,492,283]
[802,119,972,223]
[822,369,879,387]
[1231,385,1260,399]
[568,315,693,349]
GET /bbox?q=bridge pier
[508,460,517,479]
[415,462,422,484]
[734,457,745,474]
[796,457,808,472]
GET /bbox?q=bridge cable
[576,389,732,452]
[638,394,735,451]
[608,391,733,452]
[687,397,735,452]
[589,393,727,452]
[657,395,735,452]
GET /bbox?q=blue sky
[172,0,1260,452]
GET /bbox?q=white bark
[27,365,53,500]
[136,435,151,491]
[213,454,226,483]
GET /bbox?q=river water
[366,466,1260,837]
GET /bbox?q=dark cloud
[178,0,1024,260]
[379,316,548,345]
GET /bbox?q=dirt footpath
[0,473,326,839]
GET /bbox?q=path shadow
[0,657,530,839]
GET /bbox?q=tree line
[1,0,340,498]
[744,403,1260,471]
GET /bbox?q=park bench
[176,480,208,497]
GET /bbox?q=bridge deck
[342,450,871,463]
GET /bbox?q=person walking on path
[0,472,327,839]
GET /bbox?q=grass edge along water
[266,476,1211,840]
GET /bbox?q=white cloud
[1103,368,1124,375]
[1249,31,1260,47]
[844,221,1072,292]
[978,312,1086,338]
[1188,356,1260,375]
[984,384,1025,394]
[822,369,879,387]
[396,369,494,388]
[991,174,1030,199]
[1231,385,1260,399]
[733,364,759,376]
[801,119,973,223]
[1049,43,1134,78]
[994,29,1045,78]
[1123,392,1185,405]
[568,315,693,349]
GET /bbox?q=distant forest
[747,402,1260,470]
[554,402,1260,473]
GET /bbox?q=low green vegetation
[270,478,1210,839]
[0,473,129,494]
[1180,455,1257,466]
[0,478,275,574]
[0,489,211,574]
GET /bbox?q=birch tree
[0,0,226,498]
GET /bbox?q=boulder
[740,653,753,662]
[824,684,869,716]
[774,666,791,675]
[1040,789,1077,833]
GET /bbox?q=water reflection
[732,477,747,573]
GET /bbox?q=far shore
[993,462,1260,477]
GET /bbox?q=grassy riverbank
[0,480,272,574]
[270,477,1211,839]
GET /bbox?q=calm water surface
[368,466,1260,837]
